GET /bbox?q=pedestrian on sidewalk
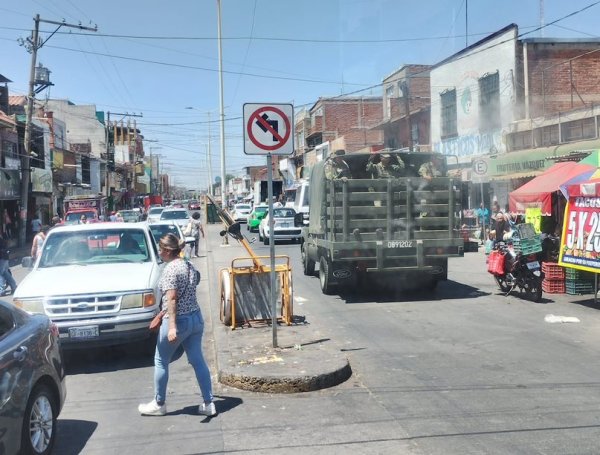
[190,212,205,258]
[31,214,42,236]
[0,233,16,296]
[138,233,216,417]
[31,225,49,261]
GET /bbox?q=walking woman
[138,233,216,417]
[190,212,205,258]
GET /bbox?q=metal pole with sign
[472,158,489,244]
[243,103,294,348]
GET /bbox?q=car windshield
[149,224,182,243]
[120,211,139,221]
[272,208,296,218]
[148,208,164,216]
[160,210,188,220]
[254,206,268,214]
[38,229,150,267]
[65,211,96,223]
[236,205,251,211]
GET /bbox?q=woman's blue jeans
[154,310,213,405]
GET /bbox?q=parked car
[148,221,195,258]
[146,206,164,223]
[120,209,141,223]
[258,207,302,245]
[13,223,163,349]
[159,208,190,230]
[247,204,268,232]
[232,203,252,223]
[0,299,66,455]
[188,200,201,211]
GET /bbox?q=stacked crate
[565,268,596,295]
[541,262,565,294]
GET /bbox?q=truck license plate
[526,261,540,270]
[387,241,413,248]
[69,326,99,339]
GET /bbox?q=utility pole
[207,111,213,196]
[400,81,413,152]
[217,0,227,209]
[105,112,142,209]
[20,15,96,246]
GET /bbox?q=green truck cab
[300,151,464,295]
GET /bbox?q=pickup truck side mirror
[294,213,303,227]
[22,256,33,269]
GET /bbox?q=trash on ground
[544,314,580,324]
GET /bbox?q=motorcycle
[488,241,544,302]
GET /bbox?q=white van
[293,180,309,226]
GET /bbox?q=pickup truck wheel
[302,243,315,276]
[319,256,335,295]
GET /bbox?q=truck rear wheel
[301,243,315,276]
[319,256,335,295]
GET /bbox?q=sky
[1,0,599,190]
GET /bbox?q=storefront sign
[559,196,600,272]
[0,169,20,200]
[525,207,542,233]
[483,148,552,179]
[31,167,53,193]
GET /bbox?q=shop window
[509,131,532,151]
[561,117,596,143]
[479,72,500,132]
[441,89,457,139]
[539,125,559,146]
[81,156,90,184]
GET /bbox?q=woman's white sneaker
[138,399,166,416]
[198,401,217,416]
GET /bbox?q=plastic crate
[542,279,565,294]
[564,268,595,280]
[541,262,565,280]
[512,237,542,255]
[565,279,595,295]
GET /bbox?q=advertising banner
[559,195,600,273]
[525,207,542,234]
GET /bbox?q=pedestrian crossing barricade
[218,255,293,329]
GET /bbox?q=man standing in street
[0,233,16,295]
[476,202,490,245]
[366,153,405,178]
[324,149,352,179]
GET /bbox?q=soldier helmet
[380,153,391,159]
[333,149,346,156]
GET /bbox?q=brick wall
[527,42,600,118]
[308,98,383,152]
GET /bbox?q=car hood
[15,262,158,298]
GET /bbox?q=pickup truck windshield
[39,229,150,267]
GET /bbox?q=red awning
[509,162,596,215]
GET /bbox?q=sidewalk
[200,222,352,393]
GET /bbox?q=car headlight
[121,292,156,309]
[13,299,44,314]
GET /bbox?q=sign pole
[267,153,277,348]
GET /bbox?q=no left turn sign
[243,103,294,155]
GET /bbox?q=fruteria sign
[559,195,600,273]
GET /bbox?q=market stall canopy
[509,162,596,215]
[566,171,600,197]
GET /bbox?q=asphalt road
[11,235,600,454]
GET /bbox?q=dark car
[0,299,66,455]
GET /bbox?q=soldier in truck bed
[366,153,405,178]
[324,149,352,179]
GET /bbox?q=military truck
[300,151,464,295]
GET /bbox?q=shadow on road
[54,419,98,455]
[64,341,155,375]
[339,280,490,304]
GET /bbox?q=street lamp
[185,107,215,196]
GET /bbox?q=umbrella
[578,149,600,166]
[558,165,599,198]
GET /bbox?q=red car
[188,200,201,211]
